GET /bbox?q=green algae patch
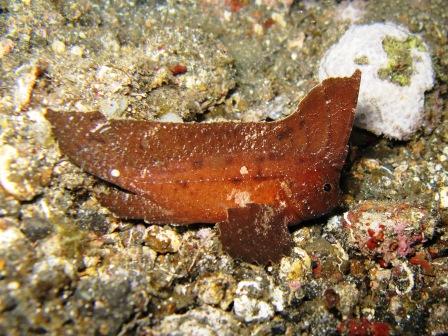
[354,55,369,65]
[377,35,425,86]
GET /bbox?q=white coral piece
[319,22,434,140]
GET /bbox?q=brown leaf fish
[46,70,361,264]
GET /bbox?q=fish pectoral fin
[217,203,293,265]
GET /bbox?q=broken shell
[14,62,42,112]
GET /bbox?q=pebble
[99,97,128,118]
[233,296,274,323]
[20,199,55,241]
[194,273,235,309]
[144,226,181,253]
[270,286,287,312]
[52,39,66,54]
[152,305,243,336]
[333,283,359,318]
[0,144,45,201]
[245,95,290,121]
[0,110,57,201]
[30,256,75,298]
[158,112,183,123]
[279,248,312,285]
[0,146,26,199]
[0,38,14,58]
[70,45,84,57]
[439,186,448,209]
[233,280,274,322]
[0,225,26,250]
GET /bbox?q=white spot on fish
[110,169,120,177]
[227,189,252,207]
[240,166,249,175]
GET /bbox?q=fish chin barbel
[46,70,361,264]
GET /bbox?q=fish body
[46,70,361,263]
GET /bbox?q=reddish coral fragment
[409,252,432,272]
[46,71,361,264]
[343,201,438,263]
[169,64,188,76]
[378,258,389,268]
[263,18,275,29]
[367,238,379,250]
[225,0,247,12]
[311,256,322,278]
[371,322,391,336]
[339,318,391,336]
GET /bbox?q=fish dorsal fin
[45,71,361,194]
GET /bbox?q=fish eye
[323,183,332,192]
